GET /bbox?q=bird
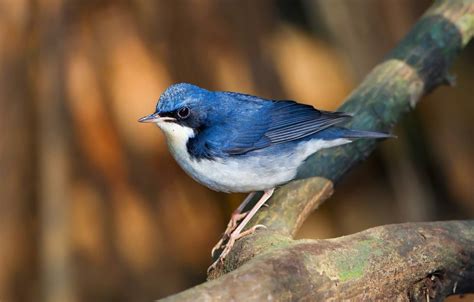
[139,83,392,271]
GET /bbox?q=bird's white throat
[155,121,195,160]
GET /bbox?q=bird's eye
[177,107,190,119]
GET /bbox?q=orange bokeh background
[0,1,473,301]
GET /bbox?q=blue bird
[139,83,391,270]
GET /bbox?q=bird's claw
[210,238,224,258]
[207,224,267,273]
[211,211,248,257]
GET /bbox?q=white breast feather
[156,121,350,193]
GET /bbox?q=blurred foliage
[0,0,472,301]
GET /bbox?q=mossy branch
[164,221,474,301]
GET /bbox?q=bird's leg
[211,192,256,257]
[226,191,257,236]
[208,188,274,272]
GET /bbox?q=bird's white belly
[177,154,296,193]
[157,121,349,192]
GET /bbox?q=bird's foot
[211,211,248,257]
[207,224,266,273]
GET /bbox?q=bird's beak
[138,112,162,123]
[138,112,176,123]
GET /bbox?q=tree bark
[163,0,474,300]
[164,221,474,301]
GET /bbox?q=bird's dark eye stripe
[158,111,175,118]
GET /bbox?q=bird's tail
[334,127,396,139]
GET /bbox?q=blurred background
[1,0,473,301]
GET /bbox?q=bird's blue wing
[264,100,352,144]
[221,98,352,155]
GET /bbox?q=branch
[164,221,474,301]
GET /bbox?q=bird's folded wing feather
[220,99,352,155]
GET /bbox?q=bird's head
[139,83,216,141]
